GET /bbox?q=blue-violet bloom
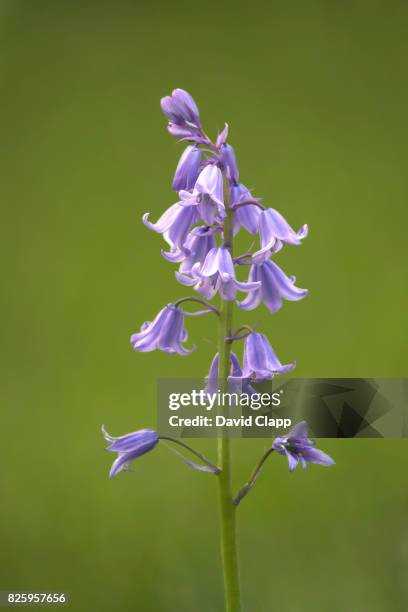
[160,88,203,142]
[272,421,335,472]
[220,144,239,183]
[253,208,308,262]
[143,202,199,259]
[177,246,261,301]
[167,226,217,271]
[172,145,202,191]
[238,259,308,313]
[234,332,296,381]
[130,304,194,355]
[230,183,262,234]
[179,165,225,226]
[102,425,159,479]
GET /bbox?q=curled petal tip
[101,424,115,442]
[142,212,154,231]
[299,224,309,239]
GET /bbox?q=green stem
[174,296,220,315]
[217,174,242,612]
[159,436,220,473]
[233,448,275,506]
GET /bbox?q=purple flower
[167,226,217,271]
[130,304,194,355]
[206,351,257,396]
[219,144,239,183]
[102,425,159,479]
[160,88,203,142]
[172,146,202,191]
[233,205,262,235]
[253,208,308,262]
[177,246,260,301]
[238,259,308,313]
[234,332,296,381]
[272,421,335,472]
[161,89,200,126]
[179,165,225,226]
[143,202,199,260]
[230,183,262,234]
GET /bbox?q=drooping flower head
[102,425,159,479]
[160,88,204,142]
[272,421,335,472]
[179,164,225,226]
[219,144,239,183]
[236,332,296,381]
[238,259,308,313]
[130,304,194,355]
[172,145,203,191]
[168,226,218,271]
[177,246,260,301]
[253,208,308,262]
[143,202,199,260]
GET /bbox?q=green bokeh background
[1,1,408,610]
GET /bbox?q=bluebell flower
[167,226,217,273]
[130,304,194,355]
[161,88,200,126]
[230,183,262,234]
[179,164,225,226]
[235,332,296,381]
[238,259,308,313]
[160,88,203,142]
[254,208,308,262]
[272,421,335,472]
[172,145,202,191]
[176,246,260,301]
[219,144,239,183]
[143,202,199,260]
[102,425,159,479]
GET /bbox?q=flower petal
[143,203,183,234]
[288,421,309,440]
[303,447,336,466]
[195,165,224,208]
[172,146,202,191]
[285,450,299,472]
[198,247,222,277]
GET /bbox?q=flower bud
[220,144,239,183]
[172,146,202,191]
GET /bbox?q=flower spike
[104,86,333,612]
